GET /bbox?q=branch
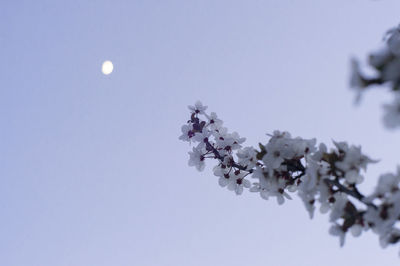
[180,101,400,250]
[323,178,377,209]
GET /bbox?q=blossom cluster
[180,101,400,251]
[351,23,400,128]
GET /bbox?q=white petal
[350,225,362,237]
[320,202,331,214]
[218,177,228,187]
[277,195,285,205]
[235,186,243,195]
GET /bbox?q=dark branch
[204,138,250,172]
[324,178,377,209]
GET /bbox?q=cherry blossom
[180,100,400,252]
[352,23,400,126]
[188,147,206,171]
[188,101,208,114]
[180,24,400,255]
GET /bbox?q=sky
[2,1,400,265]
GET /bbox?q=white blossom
[213,129,246,156]
[375,170,400,197]
[262,140,285,170]
[229,176,251,195]
[192,129,211,146]
[179,124,194,142]
[217,171,251,195]
[292,137,317,156]
[236,147,258,170]
[188,100,207,114]
[334,143,375,184]
[206,112,223,131]
[188,147,206,171]
[180,100,400,250]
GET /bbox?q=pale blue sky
[2,1,400,265]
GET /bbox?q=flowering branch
[180,101,400,251]
[180,23,400,254]
[351,24,400,128]
[204,138,249,172]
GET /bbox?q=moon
[102,60,113,75]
